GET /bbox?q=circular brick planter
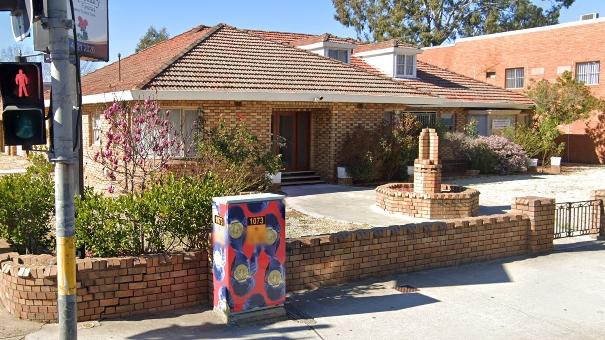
[376,183,480,219]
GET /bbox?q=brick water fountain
[375,128,480,219]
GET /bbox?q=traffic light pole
[48,0,78,339]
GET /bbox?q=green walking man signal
[0,62,46,146]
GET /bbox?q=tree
[332,0,574,47]
[527,71,604,125]
[93,100,182,194]
[508,71,605,165]
[135,26,170,52]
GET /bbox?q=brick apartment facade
[39,23,533,188]
[420,17,605,163]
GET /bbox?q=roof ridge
[138,23,225,89]
[235,26,437,98]
[415,60,530,99]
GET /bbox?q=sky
[0,0,603,67]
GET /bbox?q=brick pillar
[591,190,605,240]
[512,196,555,254]
[413,128,441,194]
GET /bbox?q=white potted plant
[337,166,349,179]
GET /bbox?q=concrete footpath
[25,240,605,340]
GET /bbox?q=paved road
[26,241,605,340]
[285,165,605,226]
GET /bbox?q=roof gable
[81,25,215,96]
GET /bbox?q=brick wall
[285,214,529,291]
[286,196,555,292]
[79,100,529,186]
[0,251,208,322]
[420,20,605,163]
[592,190,605,239]
[511,197,555,254]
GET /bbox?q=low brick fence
[286,196,554,291]
[0,196,559,322]
[0,251,208,322]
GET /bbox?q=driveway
[285,165,605,226]
[25,241,605,339]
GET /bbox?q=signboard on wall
[33,0,109,61]
[492,118,512,129]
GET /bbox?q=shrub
[468,142,499,174]
[195,121,282,193]
[0,155,54,254]
[341,125,380,183]
[477,135,528,174]
[341,115,422,183]
[442,132,474,161]
[503,119,565,165]
[75,174,226,257]
[463,120,479,138]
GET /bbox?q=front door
[272,112,310,171]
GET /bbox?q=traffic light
[0,62,46,146]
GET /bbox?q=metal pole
[48,0,78,338]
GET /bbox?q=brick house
[77,23,532,186]
[420,16,605,164]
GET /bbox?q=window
[327,49,349,63]
[576,61,600,85]
[440,113,455,131]
[91,113,102,145]
[144,108,200,157]
[505,68,524,89]
[396,54,415,77]
[486,71,496,80]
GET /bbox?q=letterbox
[212,193,286,323]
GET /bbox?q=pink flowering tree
[94,100,182,194]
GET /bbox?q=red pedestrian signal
[1,62,46,146]
[15,69,30,98]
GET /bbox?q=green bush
[195,121,282,193]
[468,142,499,174]
[340,115,422,183]
[0,155,54,254]
[75,174,226,257]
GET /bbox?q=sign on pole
[33,0,109,61]
[70,0,109,61]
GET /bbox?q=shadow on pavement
[126,322,326,340]
[282,184,372,198]
[287,281,439,319]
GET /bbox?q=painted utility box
[212,193,286,323]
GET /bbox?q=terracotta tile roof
[143,25,429,97]
[289,33,359,46]
[350,56,532,105]
[81,25,215,95]
[242,29,316,44]
[81,23,531,106]
[354,39,419,53]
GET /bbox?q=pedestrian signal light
[0,62,46,146]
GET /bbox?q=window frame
[91,112,102,146]
[395,54,416,78]
[576,61,600,85]
[505,67,525,89]
[326,48,350,64]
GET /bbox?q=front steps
[281,171,325,186]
